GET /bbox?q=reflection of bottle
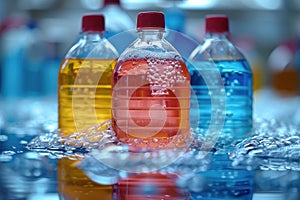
[188,15,253,142]
[117,173,189,199]
[189,154,254,200]
[57,15,118,200]
[57,158,113,200]
[112,12,190,151]
[58,14,118,136]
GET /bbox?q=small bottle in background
[1,14,30,98]
[100,0,135,54]
[188,15,253,144]
[100,0,134,37]
[268,39,300,96]
[22,20,45,97]
[112,11,190,151]
[164,5,199,60]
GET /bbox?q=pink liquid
[112,58,190,150]
[117,173,189,199]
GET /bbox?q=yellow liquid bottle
[59,58,116,136]
[57,15,118,200]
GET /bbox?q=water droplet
[33,170,41,177]
[24,152,40,160]
[0,135,8,142]
[0,154,12,162]
[2,150,16,156]
[20,140,28,145]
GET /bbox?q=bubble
[21,115,300,189]
[0,154,13,162]
[20,140,28,145]
[230,117,300,170]
[174,55,180,60]
[233,79,239,85]
[2,150,16,156]
[0,135,8,142]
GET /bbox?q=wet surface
[1,92,300,200]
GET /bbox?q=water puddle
[231,117,300,171]
[21,116,300,183]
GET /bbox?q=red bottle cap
[205,15,229,33]
[82,14,105,32]
[104,0,120,5]
[137,12,165,30]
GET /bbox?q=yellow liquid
[58,58,117,136]
[57,158,113,200]
[58,58,116,200]
[252,63,263,92]
[272,68,299,96]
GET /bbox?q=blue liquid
[189,59,252,141]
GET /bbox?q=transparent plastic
[189,32,253,141]
[58,31,118,137]
[101,2,134,37]
[57,25,118,200]
[112,29,190,150]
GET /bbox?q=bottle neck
[199,31,244,60]
[138,30,164,42]
[205,32,230,41]
[80,31,104,41]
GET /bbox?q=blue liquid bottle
[188,15,253,144]
[188,16,254,200]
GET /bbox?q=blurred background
[0,0,300,99]
[0,2,300,200]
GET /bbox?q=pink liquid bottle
[112,11,190,151]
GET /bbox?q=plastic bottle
[1,15,30,98]
[57,14,118,200]
[112,11,190,151]
[101,0,134,37]
[188,15,253,143]
[100,0,135,54]
[269,39,299,96]
[58,14,118,136]
[23,20,44,97]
